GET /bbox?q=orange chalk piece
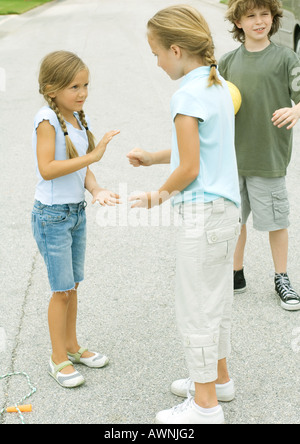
[6,404,32,413]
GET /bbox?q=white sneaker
[155,397,225,424]
[171,378,235,402]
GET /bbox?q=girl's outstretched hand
[127,148,153,167]
[92,189,121,206]
[92,130,120,163]
[128,191,159,209]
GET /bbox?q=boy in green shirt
[219,0,300,311]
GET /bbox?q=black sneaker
[275,273,300,311]
[234,269,247,294]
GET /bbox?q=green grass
[0,0,53,15]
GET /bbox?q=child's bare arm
[85,167,121,206]
[127,148,171,167]
[36,120,119,180]
[129,115,199,208]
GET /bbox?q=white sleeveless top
[32,106,90,205]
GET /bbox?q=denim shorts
[31,200,87,293]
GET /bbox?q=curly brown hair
[225,0,283,43]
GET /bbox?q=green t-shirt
[219,42,300,177]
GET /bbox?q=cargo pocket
[272,189,290,222]
[206,223,240,264]
[183,334,219,369]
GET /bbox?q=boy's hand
[127,148,153,167]
[272,106,300,130]
[92,189,121,206]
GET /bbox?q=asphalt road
[0,0,300,425]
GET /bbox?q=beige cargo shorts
[239,176,290,231]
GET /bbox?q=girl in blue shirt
[127,5,240,424]
[32,51,119,388]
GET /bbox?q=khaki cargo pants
[175,198,240,383]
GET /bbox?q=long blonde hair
[147,5,221,87]
[38,51,95,159]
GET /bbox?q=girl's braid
[78,110,96,154]
[45,96,79,159]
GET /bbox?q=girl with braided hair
[127,5,240,423]
[32,51,120,388]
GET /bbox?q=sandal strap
[68,347,88,363]
[53,360,73,375]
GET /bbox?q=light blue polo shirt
[171,66,240,207]
[33,106,90,205]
